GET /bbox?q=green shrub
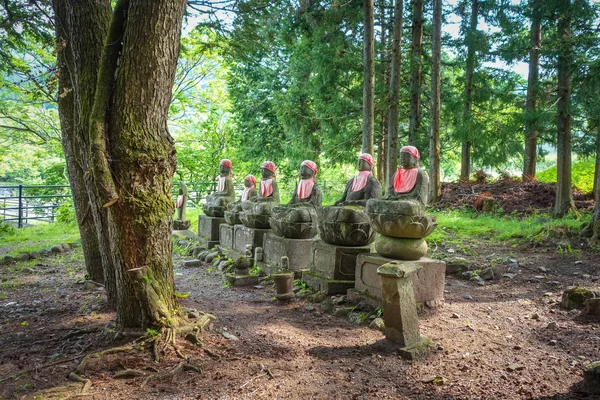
[537,158,595,194]
[56,200,77,224]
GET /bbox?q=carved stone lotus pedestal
[302,206,375,295]
[239,201,274,229]
[348,199,445,309]
[366,200,437,260]
[269,205,318,239]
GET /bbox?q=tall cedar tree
[460,0,478,181]
[408,0,423,146]
[429,0,442,202]
[363,0,375,155]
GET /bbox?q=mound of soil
[437,180,595,214]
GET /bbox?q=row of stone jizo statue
[184,145,437,261]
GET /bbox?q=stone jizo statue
[385,145,429,206]
[241,174,257,201]
[203,159,235,217]
[270,160,321,239]
[335,153,382,207]
[367,145,436,260]
[173,181,191,230]
[239,161,281,229]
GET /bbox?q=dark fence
[0,185,71,228]
[1,179,348,228]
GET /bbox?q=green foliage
[56,200,76,224]
[537,158,595,194]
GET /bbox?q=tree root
[66,345,132,393]
[140,361,202,388]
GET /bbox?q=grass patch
[0,222,80,256]
[537,158,594,194]
[429,209,589,246]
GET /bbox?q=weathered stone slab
[198,215,224,248]
[304,239,372,294]
[219,224,235,249]
[301,270,355,295]
[355,253,445,308]
[234,225,271,254]
[262,233,315,272]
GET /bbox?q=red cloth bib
[261,179,274,198]
[297,179,315,199]
[393,168,418,193]
[176,195,184,208]
[351,171,371,192]
[241,188,251,201]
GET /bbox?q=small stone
[304,305,315,311]
[15,253,30,262]
[447,249,455,253]
[309,292,326,303]
[332,295,346,305]
[50,244,64,254]
[574,261,583,265]
[534,275,545,279]
[369,318,385,332]
[513,344,522,350]
[463,295,473,300]
[462,271,474,278]
[22,267,36,274]
[470,276,485,284]
[2,255,15,264]
[29,252,41,260]
[253,285,264,289]
[506,263,519,272]
[60,243,71,251]
[507,364,525,372]
[182,260,201,268]
[39,249,50,257]
[549,339,557,346]
[348,312,365,325]
[205,251,220,263]
[508,258,518,264]
[479,267,494,281]
[4,302,18,307]
[538,267,548,273]
[583,360,600,394]
[543,292,553,297]
[582,274,591,279]
[451,313,460,319]
[531,313,540,320]
[436,344,444,351]
[333,307,354,317]
[222,331,239,341]
[188,311,200,319]
[502,273,516,280]
[546,321,558,329]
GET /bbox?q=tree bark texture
[460,0,478,181]
[594,124,600,203]
[523,0,541,180]
[553,0,574,218]
[429,0,442,203]
[408,0,423,146]
[53,0,117,303]
[581,125,600,241]
[385,0,404,193]
[54,0,186,329]
[376,0,388,183]
[106,0,186,328]
[362,0,375,155]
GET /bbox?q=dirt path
[0,247,599,399]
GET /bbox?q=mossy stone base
[375,236,428,260]
[225,273,260,287]
[398,336,434,360]
[583,360,600,394]
[561,287,600,310]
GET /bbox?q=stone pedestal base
[219,224,235,249]
[198,215,225,249]
[234,225,270,254]
[263,233,315,273]
[355,254,445,309]
[173,220,191,230]
[302,240,373,295]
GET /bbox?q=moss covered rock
[561,287,600,310]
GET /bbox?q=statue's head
[244,174,257,188]
[300,160,318,180]
[178,182,185,195]
[219,159,233,176]
[399,146,419,169]
[261,161,276,179]
[357,153,374,172]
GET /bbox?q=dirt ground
[0,239,599,400]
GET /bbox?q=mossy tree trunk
[407,0,423,146]
[363,0,375,155]
[54,0,186,329]
[428,0,442,203]
[53,0,117,305]
[460,0,478,181]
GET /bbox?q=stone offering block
[234,225,270,254]
[219,224,235,249]
[263,233,315,272]
[198,215,225,248]
[173,220,191,231]
[355,253,446,309]
[302,240,373,295]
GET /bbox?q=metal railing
[0,185,71,228]
[1,179,348,228]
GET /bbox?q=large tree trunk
[385,0,404,193]
[594,124,600,203]
[376,0,388,182]
[553,0,574,218]
[460,0,478,181]
[582,124,600,240]
[429,0,442,203]
[408,0,423,146]
[523,0,542,180]
[363,0,375,155]
[53,0,117,305]
[55,0,185,330]
[103,0,186,329]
